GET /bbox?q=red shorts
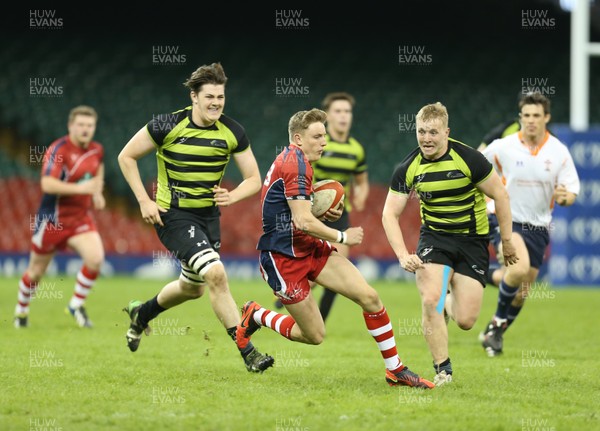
[259,241,335,305]
[31,214,97,254]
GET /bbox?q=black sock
[495,280,519,319]
[487,264,500,285]
[433,357,452,375]
[319,289,337,321]
[138,295,166,328]
[506,304,523,329]
[226,327,255,359]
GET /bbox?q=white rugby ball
[311,180,345,218]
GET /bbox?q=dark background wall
[1,1,597,196]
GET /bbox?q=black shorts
[323,211,350,231]
[417,228,490,287]
[154,206,221,265]
[512,222,550,269]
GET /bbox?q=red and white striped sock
[15,273,38,315]
[253,307,296,340]
[69,265,99,309]
[363,307,404,374]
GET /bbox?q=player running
[236,108,434,388]
[14,105,105,328]
[118,62,274,373]
[382,102,518,385]
[479,92,580,356]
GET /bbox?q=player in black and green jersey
[381,102,518,386]
[478,119,520,152]
[274,92,370,322]
[118,63,274,373]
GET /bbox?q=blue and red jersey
[257,144,319,257]
[36,136,103,227]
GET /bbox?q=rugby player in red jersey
[14,105,105,328]
[236,109,433,388]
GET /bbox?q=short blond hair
[68,105,98,124]
[288,108,327,142]
[416,102,448,128]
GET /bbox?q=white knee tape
[179,262,204,286]
[188,249,221,278]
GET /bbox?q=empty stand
[1,17,598,258]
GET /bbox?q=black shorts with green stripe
[416,227,489,287]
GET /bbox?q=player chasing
[14,105,105,329]
[117,63,274,373]
[478,92,580,356]
[382,102,518,385]
[236,108,434,388]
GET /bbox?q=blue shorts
[513,222,550,269]
[488,213,501,249]
[488,214,550,269]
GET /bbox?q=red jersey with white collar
[257,144,320,257]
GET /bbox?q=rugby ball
[311,180,345,218]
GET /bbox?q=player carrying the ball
[236,108,434,388]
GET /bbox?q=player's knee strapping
[179,263,204,286]
[187,248,222,281]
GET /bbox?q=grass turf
[1,276,599,431]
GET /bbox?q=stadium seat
[1,32,598,261]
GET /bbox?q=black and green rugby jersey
[481,119,520,147]
[146,107,250,209]
[389,138,493,236]
[312,134,367,212]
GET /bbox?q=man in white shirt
[480,92,580,357]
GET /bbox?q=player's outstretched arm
[214,148,261,207]
[382,191,423,272]
[118,127,166,226]
[288,199,362,246]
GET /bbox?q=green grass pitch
[1,276,599,430]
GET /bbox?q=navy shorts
[512,222,550,269]
[488,213,501,249]
[488,215,549,269]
